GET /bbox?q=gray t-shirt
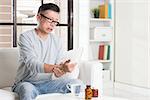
[15,29,65,84]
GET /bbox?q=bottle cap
[86,85,91,87]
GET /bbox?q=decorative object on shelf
[94,27,112,42]
[91,7,99,18]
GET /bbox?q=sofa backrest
[0,48,19,88]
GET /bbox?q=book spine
[104,4,108,18]
[99,4,109,18]
[107,45,110,60]
[104,45,108,60]
[99,5,105,18]
[98,45,104,60]
[108,3,111,19]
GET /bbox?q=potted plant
[91,7,99,18]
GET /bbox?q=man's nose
[49,22,55,27]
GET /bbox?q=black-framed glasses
[40,14,59,26]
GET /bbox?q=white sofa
[0,48,103,100]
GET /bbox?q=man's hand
[52,67,65,77]
[59,59,77,73]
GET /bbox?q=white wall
[73,0,90,60]
[148,0,150,88]
[115,0,149,88]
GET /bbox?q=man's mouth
[47,28,53,31]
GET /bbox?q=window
[0,0,73,50]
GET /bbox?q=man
[12,3,83,100]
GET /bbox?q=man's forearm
[44,63,66,77]
[44,63,56,73]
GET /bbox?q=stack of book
[98,44,110,60]
[99,2,111,19]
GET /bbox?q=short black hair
[38,3,60,14]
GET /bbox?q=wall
[115,0,149,88]
[77,0,90,60]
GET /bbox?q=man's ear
[36,14,41,22]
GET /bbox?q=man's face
[37,10,59,34]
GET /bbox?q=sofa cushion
[0,48,19,88]
[0,89,18,100]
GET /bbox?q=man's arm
[44,63,55,73]
[19,33,45,74]
[44,63,65,77]
[59,60,76,73]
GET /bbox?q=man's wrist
[52,67,55,73]
[52,65,58,73]
[52,65,62,72]
[56,64,67,73]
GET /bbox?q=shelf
[90,18,111,22]
[89,40,112,43]
[91,59,111,63]
[90,26,113,29]
[99,60,111,63]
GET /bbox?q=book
[103,45,108,60]
[107,45,110,60]
[99,4,108,18]
[108,3,112,19]
[98,45,104,60]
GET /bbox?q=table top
[36,93,129,100]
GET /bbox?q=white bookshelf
[89,0,114,83]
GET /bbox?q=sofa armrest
[0,48,19,88]
[78,61,103,94]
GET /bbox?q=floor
[103,82,150,100]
